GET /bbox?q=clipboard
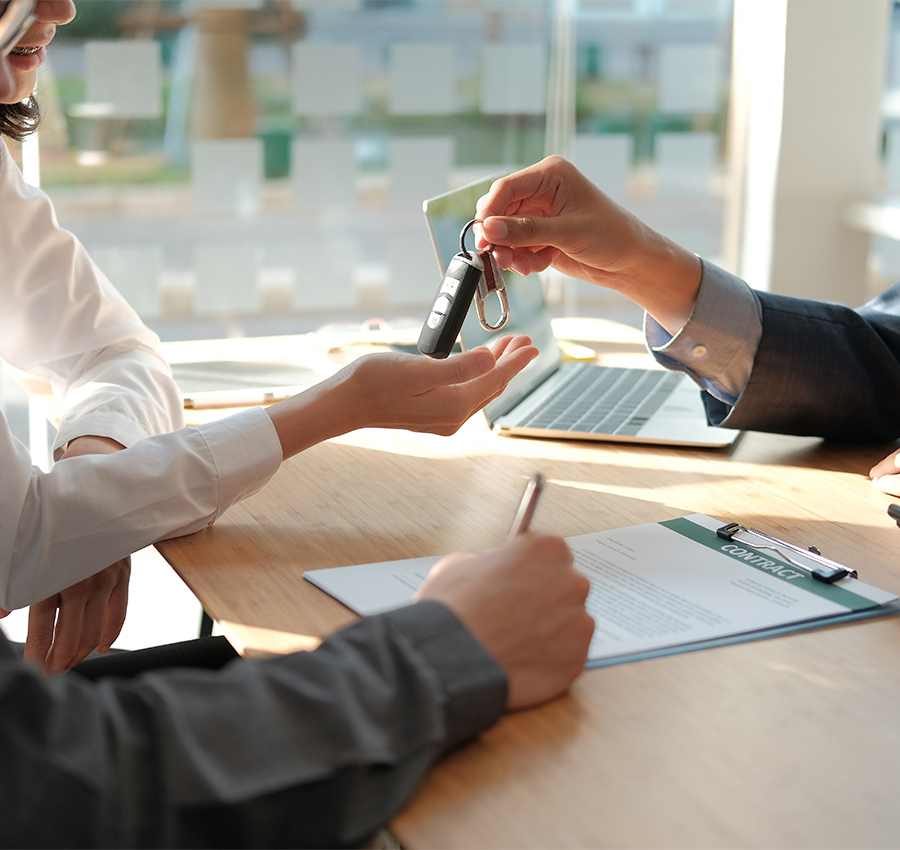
[304,514,900,669]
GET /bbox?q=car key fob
[417,250,484,359]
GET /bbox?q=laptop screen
[422,175,562,423]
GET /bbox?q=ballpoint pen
[507,473,545,541]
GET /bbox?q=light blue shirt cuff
[644,259,762,406]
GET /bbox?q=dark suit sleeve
[702,284,900,442]
[0,600,507,849]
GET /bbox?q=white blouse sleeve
[0,407,283,612]
[0,142,184,457]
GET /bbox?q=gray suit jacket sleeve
[0,600,507,849]
[702,284,900,442]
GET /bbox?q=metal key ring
[459,218,494,259]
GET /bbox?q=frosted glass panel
[189,0,263,8]
[191,139,263,215]
[579,0,634,11]
[291,43,361,116]
[665,0,720,14]
[293,238,358,311]
[92,246,162,318]
[656,132,717,197]
[292,139,356,209]
[194,243,260,315]
[389,43,455,115]
[481,44,546,115]
[290,0,361,9]
[658,45,719,114]
[385,234,441,306]
[84,41,162,118]
[574,134,634,202]
[389,137,454,208]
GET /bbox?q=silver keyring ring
[459,218,494,259]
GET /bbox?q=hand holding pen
[416,470,593,709]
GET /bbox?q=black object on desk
[888,504,900,527]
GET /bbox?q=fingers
[482,333,532,360]
[23,597,60,670]
[870,450,900,481]
[475,155,575,223]
[480,216,572,280]
[870,450,900,496]
[488,243,559,276]
[99,561,130,653]
[475,160,551,220]
[22,559,131,674]
[424,334,535,393]
[481,214,564,251]
[428,345,496,388]
[872,474,900,497]
[452,339,538,411]
[41,594,92,674]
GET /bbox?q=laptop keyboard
[517,367,682,436]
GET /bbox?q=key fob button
[440,278,460,296]
[433,295,451,314]
[426,310,443,329]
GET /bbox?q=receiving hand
[267,334,538,459]
[475,155,702,334]
[12,434,132,674]
[870,448,900,497]
[347,334,537,435]
[417,532,594,710]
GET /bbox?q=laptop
[422,176,739,448]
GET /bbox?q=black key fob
[417,251,484,359]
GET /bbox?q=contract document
[305,514,899,667]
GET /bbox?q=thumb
[482,213,570,250]
[435,347,496,385]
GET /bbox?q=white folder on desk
[164,337,339,409]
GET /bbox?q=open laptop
[422,176,739,448]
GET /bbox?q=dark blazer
[0,601,505,848]
[703,284,900,442]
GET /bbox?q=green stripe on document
[660,517,875,612]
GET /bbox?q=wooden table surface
[156,321,900,849]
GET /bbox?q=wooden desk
[157,325,900,849]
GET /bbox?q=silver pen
[507,473,546,541]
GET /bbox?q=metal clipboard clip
[716,522,857,584]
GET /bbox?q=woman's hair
[0,96,40,141]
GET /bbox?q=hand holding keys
[417,219,510,359]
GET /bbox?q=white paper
[304,514,896,664]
